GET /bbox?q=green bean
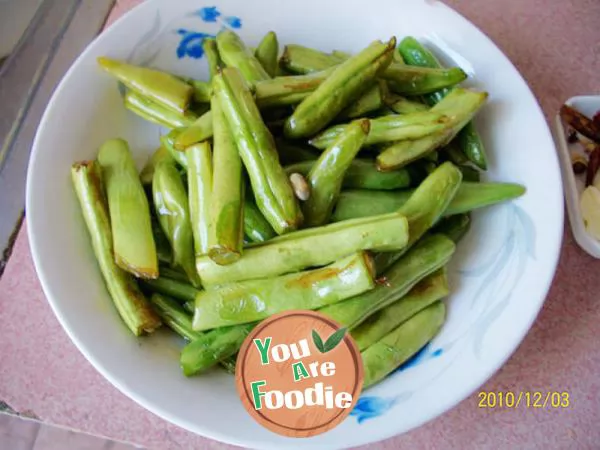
[243,196,276,243]
[308,111,447,149]
[149,293,202,341]
[280,44,464,97]
[392,49,405,64]
[332,190,408,221]
[377,135,440,171]
[124,91,197,129]
[284,38,395,139]
[209,96,244,264]
[97,57,192,114]
[97,138,158,279]
[279,44,341,74]
[319,233,454,329]
[153,159,201,287]
[456,122,488,170]
[180,323,256,376]
[71,161,161,336]
[362,301,446,388]
[253,68,336,109]
[140,147,173,186]
[160,131,188,168]
[186,142,212,256]
[213,67,303,234]
[377,88,488,170]
[284,158,414,190]
[195,211,408,285]
[303,119,370,226]
[431,214,471,243]
[338,82,384,119]
[189,233,453,362]
[398,37,488,170]
[141,276,200,306]
[331,181,526,223]
[384,95,429,114]
[255,31,279,77]
[173,110,213,150]
[449,181,526,214]
[202,37,222,79]
[373,162,462,274]
[332,50,352,60]
[351,268,449,350]
[216,29,270,83]
[397,37,451,104]
[382,65,467,96]
[192,252,375,331]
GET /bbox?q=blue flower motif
[431,347,443,357]
[390,343,443,375]
[222,16,242,28]
[350,396,399,424]
[175,8,243,60]
[176,29,215,59]
[193,6,221,22]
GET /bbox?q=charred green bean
[71,161,161,336]
[303,119,370,226]
[192,252,375,330]
[195,211,408,285]
[97,138,158,279]
[213,67,302,234]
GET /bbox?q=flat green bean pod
[195,211,408,285]
[351,268,449,350]
[192,252,375,331]
[216,29,270,83]
[331,181,526,223]
[362,301,446,388]
[124,91,197,129]
[97,57,192,114]
[303,119,370,226]
[309,111,448,149]
[284,38,396,139]
[213,67,303,235]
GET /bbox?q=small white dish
[553,95,600,258]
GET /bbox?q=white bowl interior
[26,0,563,448]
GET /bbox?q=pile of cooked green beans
[71,30,526,388]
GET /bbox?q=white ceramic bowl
[26,0,563,448]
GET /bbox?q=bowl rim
[24,0,564,448]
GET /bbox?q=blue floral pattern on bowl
[123,6,242,66]
[177,7,241,59]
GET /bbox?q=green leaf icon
[312,328,347,353]
[323,327,347,353]
[312,329,325,353]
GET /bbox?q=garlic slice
[580,185,600,241]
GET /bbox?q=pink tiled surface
[1,0,600,449]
